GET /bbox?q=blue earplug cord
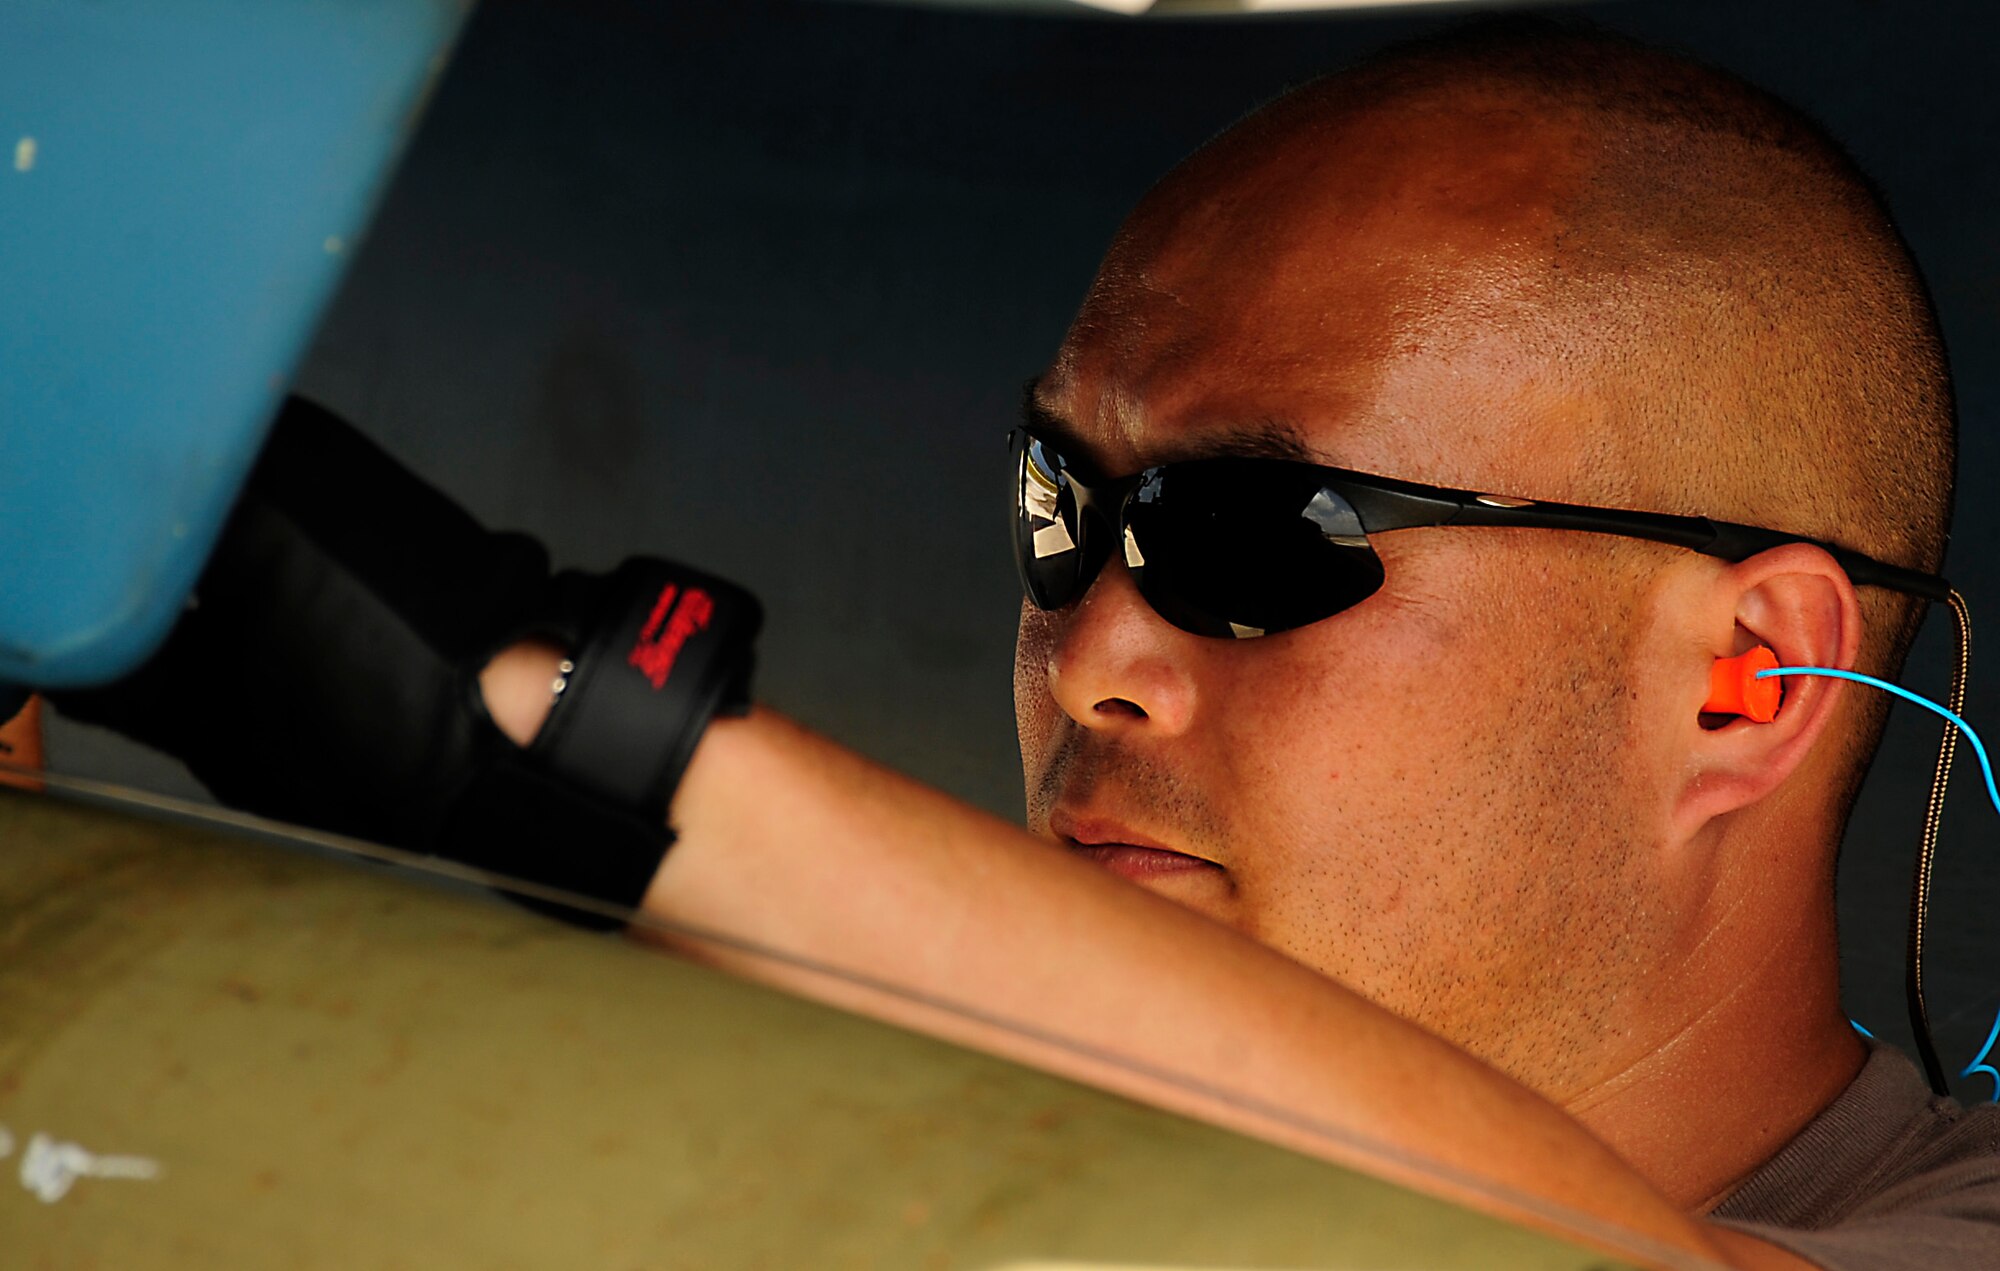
[1762,666,2000,1099]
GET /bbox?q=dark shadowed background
[45,0,2000,1088]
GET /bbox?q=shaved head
[1051,18,1954,807]
[1018,20,1957,1092]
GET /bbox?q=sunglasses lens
[1125,460,1385,638]
[1012,431,1086,609]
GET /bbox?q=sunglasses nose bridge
[1083,469,1150,546]
[1044,474,1140,612]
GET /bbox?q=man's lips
[1049,811,1220,881]
[1066,842,1219,880]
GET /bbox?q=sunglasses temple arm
[1348,482,1724,551]
[1700,522,1952,602]
[1352,483,1950,604]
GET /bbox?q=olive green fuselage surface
[0,790,1644,1270]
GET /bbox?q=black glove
[43,396,760,924]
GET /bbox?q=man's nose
[1044,558,1198,736]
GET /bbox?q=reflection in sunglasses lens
[1013,442,1387,637]
[1015,436,1083,608]
[1131,464,1385,638]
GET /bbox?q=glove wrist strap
[523,557,761,834]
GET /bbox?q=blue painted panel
[0,0,472,686]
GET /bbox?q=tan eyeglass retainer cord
[1909,587,1972,1096]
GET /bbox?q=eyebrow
[1018,377,1318,467]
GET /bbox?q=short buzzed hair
[1212,18,1957,808]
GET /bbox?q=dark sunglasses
[1010,428,1951,639]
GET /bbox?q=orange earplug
[1705,646,1782,722]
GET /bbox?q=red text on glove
[629,584,715,690]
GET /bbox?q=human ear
[1672,544,1864,837]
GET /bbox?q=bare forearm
[479,647,1765,1267]
[660,710,1742,1261]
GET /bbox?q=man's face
[1013,103,1683,1088]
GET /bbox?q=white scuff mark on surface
[19,1131,162,1203]
[323,235,345,254]
[14,136,36,172]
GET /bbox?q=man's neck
[1559,867,1866,1211]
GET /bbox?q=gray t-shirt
[1711,1041,2000,1268]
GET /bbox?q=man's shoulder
[1712,1041,2000,1269]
